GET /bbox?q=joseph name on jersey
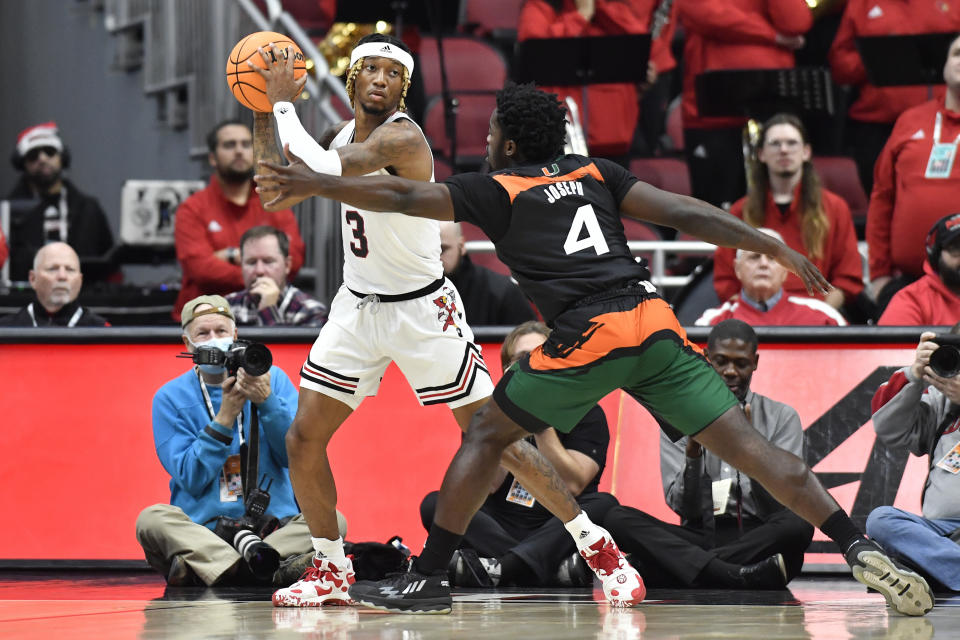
[542,180,585,203]
[445,155,651,323]
[330,112,442,295]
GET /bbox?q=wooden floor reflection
[0,571,956,639]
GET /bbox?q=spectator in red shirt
[867,34,960,310]
[713,113,863,311]
[698,229,847,327]
[677,0,812,208]
[173,120,305,322]
[879,213,960,326]
[828,0,959,194]
[518,0,651,158]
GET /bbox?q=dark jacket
[0,297,109,327]
[6,177,114,281]
[448,255,536,327]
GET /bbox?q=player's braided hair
[495,82,567,164]
[345,33,411,112]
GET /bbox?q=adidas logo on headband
[380,45,392,53]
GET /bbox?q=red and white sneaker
[579,532,646,607]
[272,556,356,607]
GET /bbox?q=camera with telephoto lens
[929,334,960,378]
[191,339,273,377]
[213,476,280,581]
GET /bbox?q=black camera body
[191,340,273,377]
[930,334,960,378]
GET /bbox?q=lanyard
[277,286,295,317]
[26,302,82,327]
[195,368,244,445]
[933,112,960,145]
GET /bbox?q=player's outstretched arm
[256,146,455,220]
[620,181,831,296]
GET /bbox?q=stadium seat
[628,157,692,196]
[424,93,496,170]
[462,0,524,38]
[812,156,869,230]
[432,155,453,182]
[418,36,508,100]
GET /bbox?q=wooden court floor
[0,571,957,639]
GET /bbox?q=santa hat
[16,122,63,158]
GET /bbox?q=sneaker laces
[582,539,623,577]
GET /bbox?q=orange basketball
[226,31,306,113]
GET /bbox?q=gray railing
[465,240,871,291]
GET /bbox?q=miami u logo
[541,163,560,177]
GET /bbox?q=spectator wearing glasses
[5,122,114,282]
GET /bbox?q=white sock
[563,512,605,552]
[311,536,347,564]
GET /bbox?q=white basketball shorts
[299,278,493,410]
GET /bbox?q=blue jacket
[151,366,299,528]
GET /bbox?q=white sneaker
[579,531,646,607]
[272,556,356,607]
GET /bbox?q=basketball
[226,31,306,113]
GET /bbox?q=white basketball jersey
[330,112,442,295]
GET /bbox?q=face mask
[190,336,233,374]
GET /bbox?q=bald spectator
[439,222,536,327]
[868,34,960,310]
[879,213,960,326]
[0,242,108,327]
[698,229,847,327]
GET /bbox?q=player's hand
[911,332,939,380]
[773,246,832,296]
[216,376,246,425]
[249,44,307,107]
[250,277,281,310]
[236,368,271,405]
[256,145,328,210]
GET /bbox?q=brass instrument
[317,21,394,77]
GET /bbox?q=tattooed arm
[335,118,433,181]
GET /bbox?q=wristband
[273,101,342,176]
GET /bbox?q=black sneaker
[845,538,934,616]
[555,552,593,587]
[348,559,451,614]
[738,553,787,590]
[447,549,495,587]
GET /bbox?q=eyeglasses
[23,146,59,163]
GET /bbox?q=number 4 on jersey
[563,204,610,256]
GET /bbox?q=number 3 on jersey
[563,204,610,256]
[345,210,369,258]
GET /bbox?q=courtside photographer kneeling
[136,295,346,587]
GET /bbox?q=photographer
[136,295,345,587]
[866,324,960,592]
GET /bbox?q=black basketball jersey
[445,155,650,323]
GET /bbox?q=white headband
[349,41,414,75]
